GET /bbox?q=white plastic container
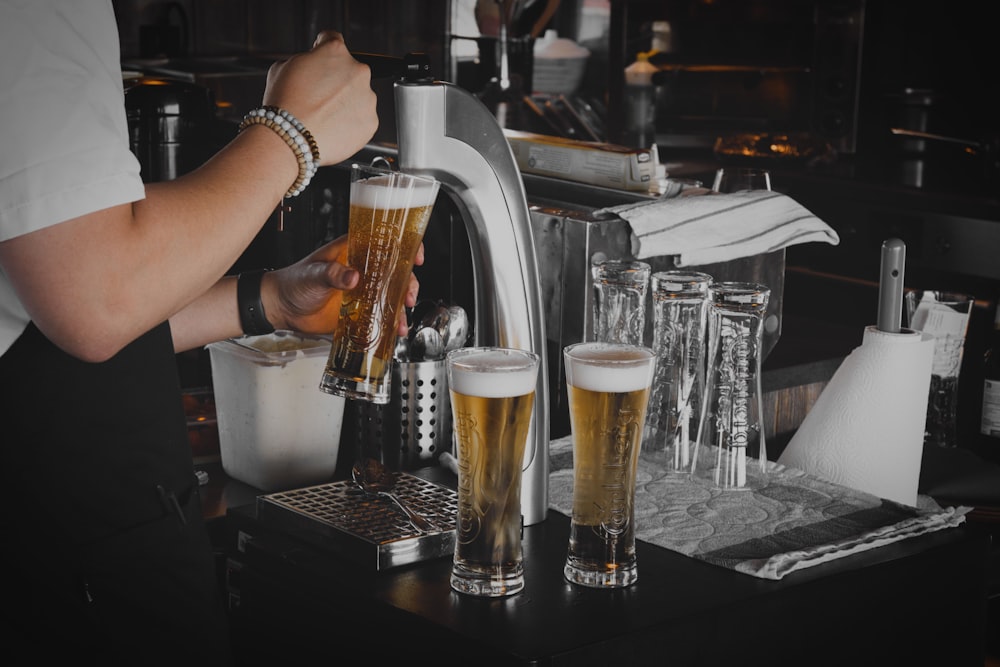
[207,331,345,491]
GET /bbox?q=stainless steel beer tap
[394,77,550,526]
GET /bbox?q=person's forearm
[135,125,297,301]
[169,275,243,353]
[1,31,376,363]
[0,127,298,362]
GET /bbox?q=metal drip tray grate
[256,474,457,570]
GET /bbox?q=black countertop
[221,499,990,666]
[197,433,1000,665]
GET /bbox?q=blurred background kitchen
[111,0,999,464]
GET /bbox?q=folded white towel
[601,189,840,266]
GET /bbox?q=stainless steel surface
[351,458,437,533]
[523,194,785,438]
[441,304,470,353]
[410,326,444,362]
[256,475,457,571]
[393,335,409,362]
[351,357,453,471]
[395,79,550,526]
[407,299,445,361]
[877,238,906,333]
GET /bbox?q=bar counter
[195,454,994,666]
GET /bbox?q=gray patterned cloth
[547,435,970,580]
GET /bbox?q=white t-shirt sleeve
[0,0,145,241]
[0,0,145,354]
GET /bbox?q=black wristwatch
[236,269,275,336]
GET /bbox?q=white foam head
[448,348,538,398]
[352,171,439,209]
[564,342,654,393]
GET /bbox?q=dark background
[111,0,1000,460]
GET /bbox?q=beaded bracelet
[238,106,320,198]
[262,105,320,165]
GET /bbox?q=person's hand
[266,235,423,337]
[263,31,378,167]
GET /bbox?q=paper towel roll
[777,325,934,506]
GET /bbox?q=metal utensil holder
[352,358,453,470]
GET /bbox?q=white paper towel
[777,326,934,506]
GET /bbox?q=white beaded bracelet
[238,106,321,198]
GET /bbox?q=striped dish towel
[601,189,840,266]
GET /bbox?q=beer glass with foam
[563,341,655,588]
[446,347,539,597]
[319,163,439,404]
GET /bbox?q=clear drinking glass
[563,341,656,588]
[905,290,975,448]
[643,271,713,474]
[319,163,440,404]
[447,347,540,597]
[693,282,770,489]
[591,259,651,346]
[711,167,772,193]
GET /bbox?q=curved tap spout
[394,79,550,525]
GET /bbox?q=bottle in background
[651,20,674,55]
[623,52,657,149]
[981,302,1000,439]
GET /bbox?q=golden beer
[320,165,438,403]
[447,347,539,597]
[563,341,655,588]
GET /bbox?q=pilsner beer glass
[447,347,540,597]
[644,271,713,474]
[563,341,655,588]
[320,163,439,404]
[711,167,772,193]
[693,282,770,489]
[591,259,651,346]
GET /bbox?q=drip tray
[256,474,458,571]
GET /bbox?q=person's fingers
[404,273,420,308]
[329,263,359,291]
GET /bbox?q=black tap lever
[352,51,432,82]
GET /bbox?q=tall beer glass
[693,282,770,489]
[447,347,539,597]
[644,271,713,474]
[320,163,439,404]
[591,259,651,346]
[563,341,655,588]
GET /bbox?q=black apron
[0,321,232,666]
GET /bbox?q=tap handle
[352,51,433,82]
[877,237,906,333]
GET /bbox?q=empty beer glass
[711,167,772,193]
[694,282,770,489]
[644,271,713,474]
[563,341,656,588]
[320,163,439,404]
[447,347,540,597]
[591,259,651,346]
